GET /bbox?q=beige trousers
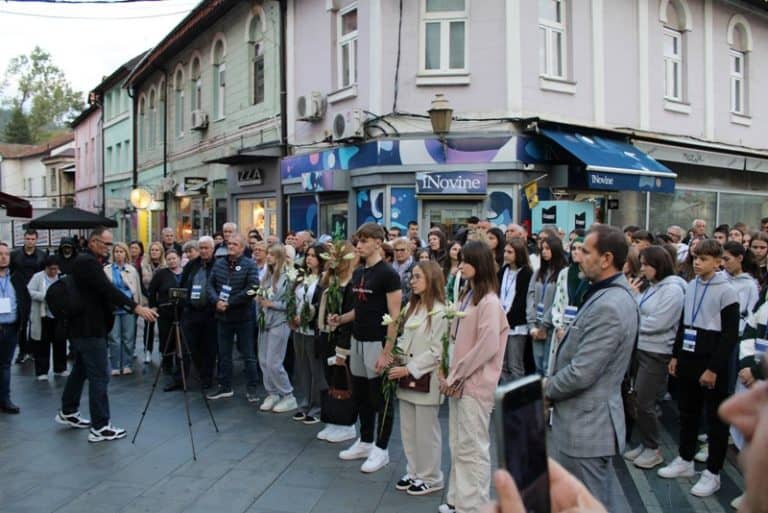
[398,399,443,486]
[447,395,491,513]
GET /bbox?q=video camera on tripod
[168,287,187,301]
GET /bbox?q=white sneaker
[658,456,695,478]
[259,394,279,411]
[697,433,708,442]
[326,424,357,443]
[272,395,298,413]
[634,448,664,469]
[144,350,151,364]
[623,444,644,461]
[691,470,720,497]
[695,444,709,463]
[36,374,49,381]
[731,494,744,509]
[438,504,457,513]
[339,439,372,460]
[360,445,389,473]
[317,424,334,441]
[54,370,70,377]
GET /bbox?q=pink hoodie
[447,292,509,411]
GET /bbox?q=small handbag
[399,372,431,393]
[321,362,357,425]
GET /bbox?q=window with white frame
[213,40,226,120]
[337,5,358,88]
[149,89,157,148]
[421,0,468,74]
[539,0,567,78]
[138,98,146,151]
[190,57,202,114]
[729,50,744,114]
[663,28,683,101]
[249,14,266,105]
[174,69,185,136]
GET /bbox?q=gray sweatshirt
[526,268,557,330]
[636,275,686,355]
[727,271,759,335]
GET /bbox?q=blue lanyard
[540,278,549,303]
[639,287,657,308]
[691,278,712,325]
[0,274,9,297]
[502,269,517,300]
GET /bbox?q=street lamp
[428,93,453,141]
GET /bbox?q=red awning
[0,192,33,218]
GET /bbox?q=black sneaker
[88,424,127,443]
[407,480,443,496]
[302,415,320,425]
[55,411,91,429]
[292,412,306,421]
[206,386,234,400]
[395,474,413,491]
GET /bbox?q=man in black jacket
[168,236,217,391]
[0,242,31,414]
[54,228,157,442]
[55,237,78,276]
[10,229,46,364]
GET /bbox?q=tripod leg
[177,319,220,433]
[174,322,197,460]
[131,320,172,444]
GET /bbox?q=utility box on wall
[532,201,594,235]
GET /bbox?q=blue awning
[541,128,676,193]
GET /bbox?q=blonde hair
[267,243,289,288]
[112,242,130,263]
[143,241,166,267]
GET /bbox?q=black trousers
[352,374,394,449]
[157,317,174,373]
[181,313,217,387]
[17,317,32,357]
[34,317,66,375]
[677,374,730,473]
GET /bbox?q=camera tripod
[132,300,219,460]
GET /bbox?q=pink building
[71,104,102,213]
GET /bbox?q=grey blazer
[544,273,639,459]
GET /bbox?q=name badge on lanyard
[536,302,545,322]
[564,305,578,325]
[683,328,697,352]
[219,284,232,302]
[191,284,202,300]
[0,297,10,314]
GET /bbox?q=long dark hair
[505,238,530,269]
[460,240,499,306]
[537,236,567,283]
[639,246,675,283]
[487,227,505,268]
[405,261,446,329]
[724,240,758,277]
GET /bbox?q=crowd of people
[1,214,768,513]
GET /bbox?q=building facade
[282,0,768,238]
[128,0,284,243]
[72,104,102,215]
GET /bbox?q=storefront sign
[586,171,675,194]
[415,170,487,195]
[237,168,263,186]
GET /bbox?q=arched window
[148,88,157,148]
[174,68,185,136]
[138,96,146,151]
[727,16,752,116]
[248,12,266,105]
[212,37,226,120]
[158,79,165,143]
[660,0,691,102]
[190,56,202,114]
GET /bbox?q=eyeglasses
[394,248,408,252]
[93,239,113,247]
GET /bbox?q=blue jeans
[217,320,259,392]
[61,337,111,429]
[532,337,551,376]
[0,323,19,406]
[108,313,137,371]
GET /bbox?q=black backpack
[45,275,85,320]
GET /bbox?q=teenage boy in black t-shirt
[330,223,402,473]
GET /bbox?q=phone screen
[496,376,550,513]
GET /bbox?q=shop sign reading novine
[416,170,487,195]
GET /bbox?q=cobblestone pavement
[0,352,744,513]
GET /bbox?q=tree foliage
[1,46,84,143]
[4,106,33,144]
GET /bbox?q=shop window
[607,191,647,230]
[421,0,468,74]
[648,189,715,234]
[337,5,358,88]
[238,198,277,237]
[718,193,768,227]
[320,199,347,239]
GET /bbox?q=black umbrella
[24,207,118,229]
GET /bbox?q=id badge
[536,302,545,322]
[564,305,578,325]
[0,297,10,314]
[191,284,202,300]
[755,339,768,362]
[682,328,697,352]
[219,284,232,302]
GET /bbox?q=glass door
[422,201,480,239]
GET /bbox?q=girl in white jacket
[387,261,448,496]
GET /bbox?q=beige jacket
[103,263,142,306]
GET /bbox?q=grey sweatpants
[635,349,671,450]
[258,323,293,397]
[552,448,617,512]
[293,331,326,417]
[501,334,527,383]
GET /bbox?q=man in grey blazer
[544,224,639,509]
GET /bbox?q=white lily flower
[342,252,356,260]
[381,314,394,326]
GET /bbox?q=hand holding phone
[495,376,550,513]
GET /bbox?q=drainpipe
[279,0,288,237]
[100,105,105,216]
[127,85,137,190]
[161,66,169,229]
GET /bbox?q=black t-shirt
[351,260,401,341]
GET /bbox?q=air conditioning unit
[296,92,326,121]
[190,110,209,130]
[332,109,364,141]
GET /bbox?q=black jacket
[68,250,137,338]
[147,268,184,318]
[10,247,47,284]
[179,257,216,319]
[499,264,533,328]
